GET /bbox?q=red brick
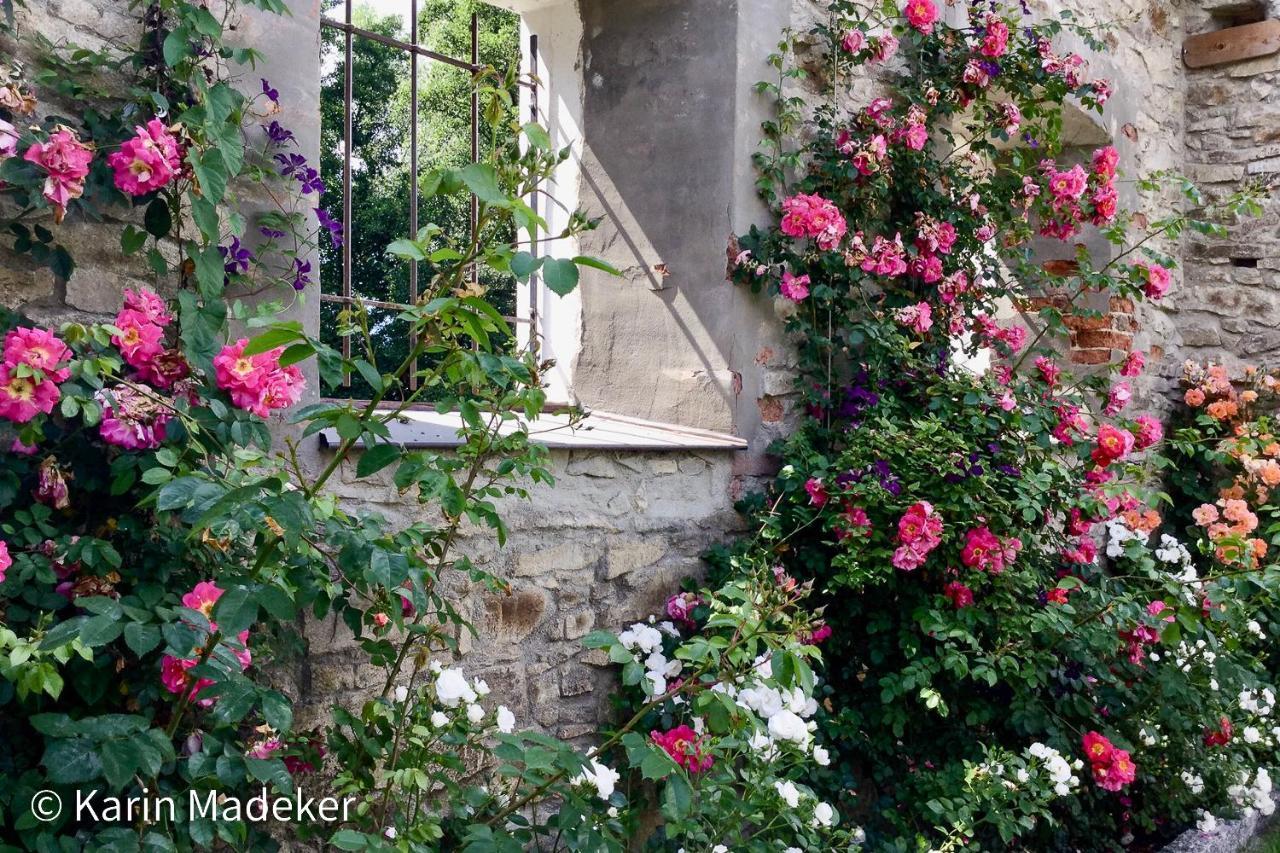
[1109,296,1136,314]
[758,395,784,423]
[1070,348,1113,365]
[1074,330,1133,350]
[1063,314,1110,332]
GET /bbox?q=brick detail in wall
[1022,292,1138,366]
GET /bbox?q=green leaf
[243,326,303,356]
[162,27,191,67]
[522,122,552,150]
[542,258,579,296]
[80,614,124,648]
[356,443,401,478]
[261,690,293,734]
[43,738,103,784]
[572,255,622,276]
[212,586,258,637]
[101,738,142,789]
[190,196,220,243]
[121,225,148,255]
[458,164,506,205]
[510,252,544,282]
[124,623,162,657]
[329,830,369,851]
[144,198,172,239]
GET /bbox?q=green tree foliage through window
[320,0,521,399]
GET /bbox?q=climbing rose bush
[721,0,1271,848]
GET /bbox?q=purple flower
[299,168,325,196]
[220,237,253,275]
[262,78,279,103]
[260,226,287,239]
[266,121,295,146]
[274,152,307,178]
[291,258,313,291]
[316,207,343,247]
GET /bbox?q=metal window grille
[319,3,540,391]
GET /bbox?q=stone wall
[4,0,1280,743]
[1180,3,1280,373]
[303,447,744,739]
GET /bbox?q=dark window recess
[1231,257,1260,268]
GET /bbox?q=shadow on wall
[570,0,777,437]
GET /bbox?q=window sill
[318,409,747,452]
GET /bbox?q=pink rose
[23,127,94,222]
[780,270,811,302]
[903,0,939,33]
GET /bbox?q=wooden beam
[1183,19,1280,69]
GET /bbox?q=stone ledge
[318,408,748,452]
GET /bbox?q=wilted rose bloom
[666,592,701,630]
[23,126,94,223]
[34,456,70,510]
[0,119,18,160]
[779,270,810,302]
[840,29,865,53]
[1133,415,1164,449]
[944,581,974,609]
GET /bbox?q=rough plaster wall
[303,449,744,739]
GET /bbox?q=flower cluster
[1080,732,1136,792]
[892,501,943,571]
[160,581,253,707]
[0,326,71,423]
[213,339,306,418]
[107,119,184,197]
[22,127,94,222]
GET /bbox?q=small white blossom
[429,710,449,728]
[774,780,802,808]
[813,745,831,766]
[393,685,409,703]
[496,705,515,733]
[572,759,621,801]
[813,801,836,827]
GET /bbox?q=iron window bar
[321,3,539,393]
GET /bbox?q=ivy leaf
[541,259,579,296]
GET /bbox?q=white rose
[429,710,449,728]
[768,709,810,744]
[572,759,620,801]
[384,827,398,839]
[435,668,476,707]
[496,705,515,733]
[466,703,485,724]
[474,679,491,697]
[774,780,801,808]
[813,801,835,827]
[813,745,831,766]
[393,685,408,703]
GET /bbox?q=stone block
[515,541,604,578]
[601,540,666,579]
[480,588,548,644]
